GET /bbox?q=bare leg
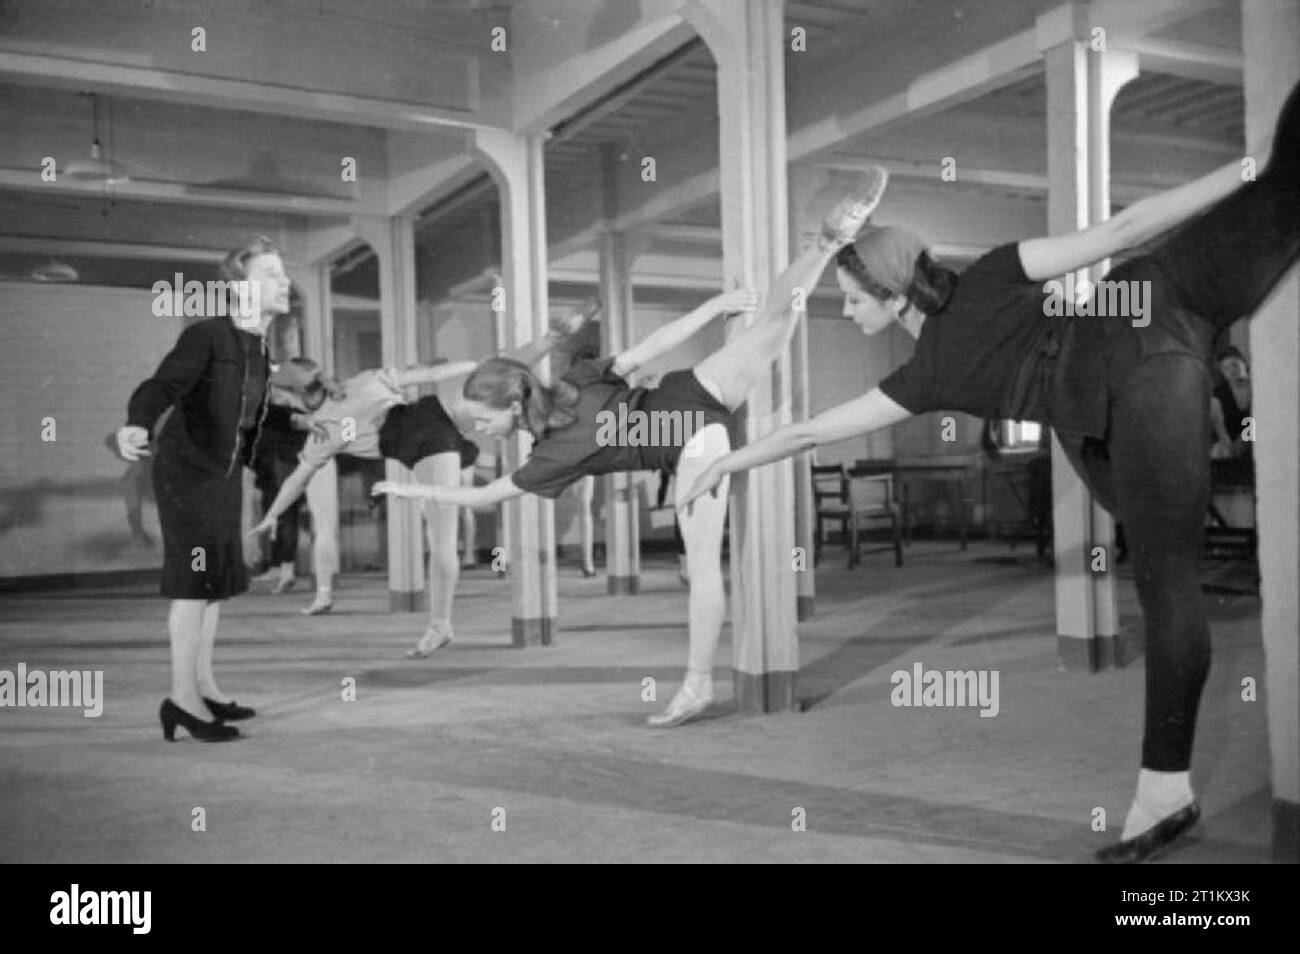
[459,466,478,568]
[167,599,206,716]
[648,424,731,727]
[694,168,888,410]
[409,451,462,657]
[195,600,227,702]
[302,458,338,615]
[578,474,596,576]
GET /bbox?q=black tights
[1062,80,1300,772]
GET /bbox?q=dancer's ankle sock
[278,562,294,584]
[1122,769,1195,839]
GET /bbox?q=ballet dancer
[371,167,890,726]
[252,306,598,656]
[684,82,1300,863]
[116,236,291,742]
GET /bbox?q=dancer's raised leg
[695,167,889,410]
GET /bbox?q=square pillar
[366,215,425,611]
[1043,41,1126,670]
[1243,0,1300,865]
[693,0,799,713]
[474,129,559,646]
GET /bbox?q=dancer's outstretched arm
[680,388,912,510]
[252,456,328,534]
[1018,137,1272,281]
[373,474,524,511]
[612,289,757,378]
[393,361,478,389]
[505,299,603,368]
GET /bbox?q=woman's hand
[248,516,276,543]
[714,288,759,316]
[116,425,151,461]
[681,461,727,515]
[290,413,329,441]
[372,481,435,501]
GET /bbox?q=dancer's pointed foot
[647,681,714,728]
[818,166,890,250]
[1096,802,1201,863]
[271,576,296,595]
[406,620,454,659]
[300,594,333,616]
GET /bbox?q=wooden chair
[811,464,850,566]
[846,468,904,568]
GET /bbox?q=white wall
[0,282,172,578]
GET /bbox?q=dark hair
[1215,345,1247,365]
[463,357,581,439]
[835,245,958,317]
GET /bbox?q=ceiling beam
[1123,37,1243,86]
[0,236,225,262]
[0,167,363,216]
[0,49,501,133]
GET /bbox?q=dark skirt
[153,446,249,601]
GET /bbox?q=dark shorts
[636,369,737,472]
[378,396,469,469]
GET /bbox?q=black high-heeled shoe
[160,699,240,742]
[203,697,256,721]
[1095,802,1201,864]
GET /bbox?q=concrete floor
[0,541,1270,863]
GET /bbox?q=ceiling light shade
[65,140,131,186]
[30,260,80,282]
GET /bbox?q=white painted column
[788,164,825,622]
[1044,41,1127,670]
[1084,48,1138,656]
[1243,0,1299,864]
[473,129,559,646]
[364,215,425,611]
[598,227,643,594]
[688,0,798,713]
[598,144,642,594]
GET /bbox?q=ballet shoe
[1095,802,1201,864]
[160,699,240,742]
[271,577,296,595]
[581,566,597,579]
[818,166,890,249]
[406,621,454,659]
[300,596,333,616]
[647,682,714,728]
[203,696,256,721]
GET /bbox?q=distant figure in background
[250,376,339,593]
[1210,346,1252,460]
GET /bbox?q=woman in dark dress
[685,82,1299,862]
[116,237,291,742]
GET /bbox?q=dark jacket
[128,317,269,478]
